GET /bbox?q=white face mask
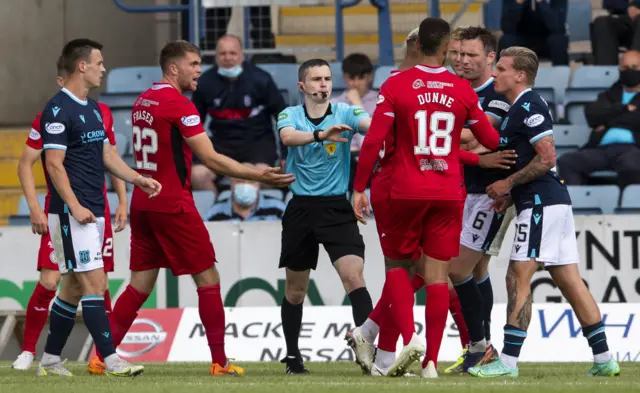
[218,65,243,79]
[233,183,258,206]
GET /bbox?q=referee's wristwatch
[313,129,323,143]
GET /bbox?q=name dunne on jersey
[417,92,455,108]
[133,110,154,125]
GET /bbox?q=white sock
[594,351,612,363]
[40,352,61,365]
[469,339,487,353]
[375,348,395,370]
[500,353,518,369]
[360,318,379,344]
[104,353,121,370]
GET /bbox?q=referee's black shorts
[279,194,365,271]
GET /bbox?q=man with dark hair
[276,58,374,374]
[37,39,161,377]
[353,17,500,377]
[107,40,293,377]
[469,46,620,378]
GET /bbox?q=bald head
[620,50,640,89]
[216,35,244,69]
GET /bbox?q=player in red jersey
[106,41,294,376]
[13,60,128,372]
[352,18,499,377]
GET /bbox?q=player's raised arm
[278,107,352,146]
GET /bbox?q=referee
[277,59,374,374]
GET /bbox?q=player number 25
[132,126,158,171]
[414,110,455,156]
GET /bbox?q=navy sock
[348,287,373,326]
[503,324,527,358]
[453,275,485,343]
[476,274,494,342]
[583,321,609,356]
[81,295,116,359]
[44,297,78,357]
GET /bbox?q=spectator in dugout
[205,163,286,221]
[191,34,287,191]
[558,50,640,187]
[591,0,640,65]
[498,0,569,66]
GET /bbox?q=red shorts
[381,199,463,261]
[130,209,216,276]
[37,204,115,272]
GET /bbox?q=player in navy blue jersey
[468,46,620,378]
[37,39,161,378]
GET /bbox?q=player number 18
[132,126,158,171]
[414,110,455,156]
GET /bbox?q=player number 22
[133,126,158,171]
[414,110,454,156]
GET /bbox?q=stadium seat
[193,191,216,217]
[567,2,592,42]
[567,185,619,214]
[261,189,284,200]
[533,66,570,117]
[373,66,395,90]
[329,62,346,97]
[17,194,45,216]
[555,146,576,159]
[217,189,232,202]
[616,184,640,213]
[256,63,300,106]
[106,67,162,94]
[106,191,133,214]
[564,66,619,124]
[552,125,589,148]
[114,133,128,157]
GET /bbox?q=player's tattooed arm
[507,135,556,187]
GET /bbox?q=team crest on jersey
[501,117,509,131]
[94,109,102,123]
[325,142,337,156]
[244,95,251,107]
[376,95,385,105]
[413,79,425,89]
[214,98,221,107]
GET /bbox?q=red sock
[411,274,425,292]
[448,288,470,348]
[197,284,227,366]
[23,283,56,354]
[423,283,449,369]
[384,268,415,345]
[377,307,400,352]
[108,285,149,354]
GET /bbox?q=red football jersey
[355,65,498,200]
[373,69,401,180]
[130,82,205,213]
[26,104,116,211]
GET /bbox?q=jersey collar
[512,88,532,105]
[415,65,447,74]
[152,82,174,90]
[61,87,88,106]
[303,103,332,125]
[473,77,494,93]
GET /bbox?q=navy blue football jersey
[464,78,511,194]
[498,88,571,212]
[40,88,108,217]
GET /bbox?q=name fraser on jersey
[133,110,154,124]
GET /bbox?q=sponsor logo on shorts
[45,122,65,134]
[79,250,91,264]
[278,112,288,121]
[489,100,510,112]
[515,245,521,253]
[525,114,545,128]
[29,129,41,140]
[181,115,200,127]
[472,234,480,242]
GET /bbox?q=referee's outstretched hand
[352,190,371,225]
[259,167,296,187]
[320,125,352,143]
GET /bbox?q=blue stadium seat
[17,194,45,216]
[373,66,395,90]
[106,67,162,94]
[261,189,284,200]
[533,66,570,116]
[567,2,592,42]
[217,189,232,202]
[256,63,300,106]
[114,133,128,157]
[616,185,640,213]
[329,62,346,97]
[193,191,216,217]
[564,66,619,124]
[567,185,619,214]
[552,124,589,148]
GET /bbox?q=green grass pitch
[0,361,637,393]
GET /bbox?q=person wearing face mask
[191,34,288,191]
[558,50,640,188]
[204,164,286,222]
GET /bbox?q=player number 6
[414,110,454,156]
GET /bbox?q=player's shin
[448,287,471,348]
[81,295,116,361]
[452,275,486,351]
[423,283,449,369]
[476,273,494,344]
[23,282,57,354]
[42,297,77,364]
[384,268,415,345]
[197,284,227,366]
[110,284,150,348]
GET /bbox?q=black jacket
[192,61,287,157]
[603,0,632,15]
[584,82,640,148]
[501,0,567,35]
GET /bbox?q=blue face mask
[218,65,243,79]
[233,183,258,206]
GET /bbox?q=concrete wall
[0,0,179,126]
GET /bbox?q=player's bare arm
[17,145,48,234]
[110,172,128,232]
[45,149,95,224]
[103,144,162,198]
[486,135,556,198]
[185,133,295,187]
[462,113,501,148]
[280,125,352,146]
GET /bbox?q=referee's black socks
[348,287,373,327]
[281,297,303,358]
